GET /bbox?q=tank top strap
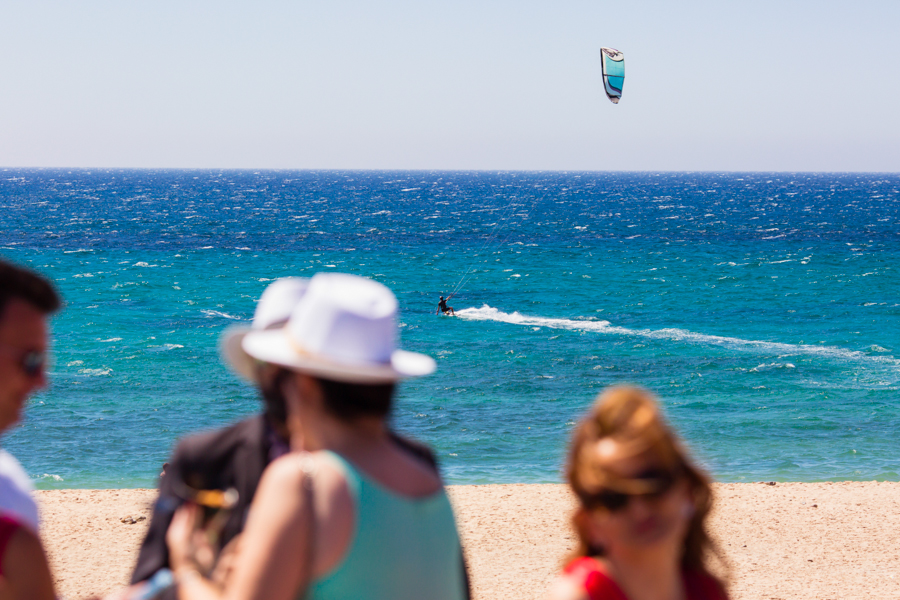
[316,450,362,499]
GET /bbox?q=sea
[2,169,899,489]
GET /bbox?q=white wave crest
[78,368,112,376]
[749,363,796,373]
[456,305,900,367]
[201,310,244,320]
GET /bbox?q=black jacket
[131,415,271,586]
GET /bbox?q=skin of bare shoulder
[167,452,354,600]
[1,527,56,600]
[227,452,355,600]
[300,452,356,577]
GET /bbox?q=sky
[1,1,898,172]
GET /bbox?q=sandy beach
[38,482,900,600]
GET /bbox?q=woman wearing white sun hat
[167,273,467,600]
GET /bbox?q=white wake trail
[456,305,900,367]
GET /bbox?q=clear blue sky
[1,1,897,171]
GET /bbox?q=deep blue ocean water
[2,169,899,489]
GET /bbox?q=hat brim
[241,329,436,384]
[220,327,259,382]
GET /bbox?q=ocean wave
[201,309,244,320]
[78,368,112,376]
[456,305,900,367]
[749,362,795,372]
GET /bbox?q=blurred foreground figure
[0,259,60,600]
[549,387,728,600]
[167,273,467,600]
[130,278,310,598]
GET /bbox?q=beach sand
[38,482,900,600]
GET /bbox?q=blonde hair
[566,386,723,579]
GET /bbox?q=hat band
[284,329,391,370]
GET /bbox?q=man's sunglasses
[0,347,46,377]
[584,468,681,512]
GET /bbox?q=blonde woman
[549,387,727,600]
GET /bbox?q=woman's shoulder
[262,451,351,494]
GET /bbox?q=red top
[0,515,22,577]
[563,557,728,600]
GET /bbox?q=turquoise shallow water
[2,169,899,488]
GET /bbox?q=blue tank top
[305,451,466,600]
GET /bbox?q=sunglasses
[0,346,47,377]
[584,467,681,512]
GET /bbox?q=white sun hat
[241,272,436,383]
[220,277,311,382]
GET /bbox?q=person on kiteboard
[438,295,455,316]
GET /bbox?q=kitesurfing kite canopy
[600,47,624,104]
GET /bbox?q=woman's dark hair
[0,259,61,317]
[259,367,292,426]
[317,378,395,421]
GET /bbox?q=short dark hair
[318,378,395,421]
[0,259,62,318]
[259,367,291,426]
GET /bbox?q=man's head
[219,277,310,429]
[0,260,61,433]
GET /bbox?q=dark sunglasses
[0,347,46,377]
[584,468,680,512]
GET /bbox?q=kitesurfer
[438,295,455,316]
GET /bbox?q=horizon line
[2,166,899,175]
